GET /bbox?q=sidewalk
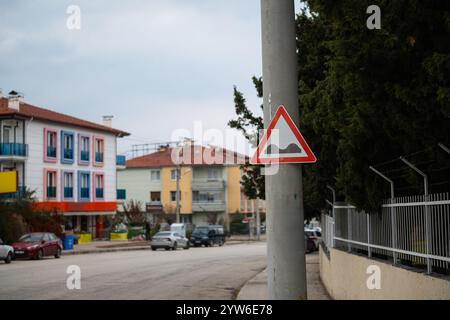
[236,252,331,300]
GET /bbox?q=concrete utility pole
[261,0,307,299]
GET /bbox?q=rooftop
[125,145,248,168]
[0,97,129,137]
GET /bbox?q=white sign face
[251,106,317,164]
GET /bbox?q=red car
[12,232,62,260]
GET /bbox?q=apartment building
[0,91,129,238]
[117,144,257,226]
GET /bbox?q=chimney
[8,90,23,111]
[102,115,113,127]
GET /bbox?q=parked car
[304,229,321,251]
[151,231,190,251]
[12,232,63,260]
[0,238,14,264]
[190,225,226,247]
[305,235,316,254]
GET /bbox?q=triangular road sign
[251,105,317,164]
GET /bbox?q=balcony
[47,186,57,198]
[192,179,225,191]
[96,188,104,199]
[117,189,126,200]
[146,201,163,213]
[64,187,73,199]
[0,186,27,199]
[95,152,104,163]
[0,143,27,158]
[116,155,126,167]
[80,150,89,162]
[47,146,56,158]
[192,201,226,212]
[80,188,90,199]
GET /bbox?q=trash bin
[62,234,74,250]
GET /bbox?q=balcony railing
[192,201,226,212]
[47,146,56,158]
[95,152,104,163]
[0,143,27,157]
[117,189,126,200]
[63,148,73,160]
[116,155,126,166]
[80,150,89,161]
[0,186,27,199]
[47,186,57,198]
[192,179,225,191]
[64,187,73,199]
[96,188,104,199]
[80,188,90,199]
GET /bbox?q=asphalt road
[0,242,267,300]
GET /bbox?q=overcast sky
[0,1,302,157]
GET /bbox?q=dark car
[305,235,316,253]
[190,225,226,247]
[12,232,62,260]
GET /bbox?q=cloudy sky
[0,1,302,157]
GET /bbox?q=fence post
[347,206,351,253]
[367,213,371,258]
[369,166,397,264]
[400,157,431,274]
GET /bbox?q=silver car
[0,238,14,264]
[151,231,190,251]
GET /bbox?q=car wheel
[208,240,214,247]
[172,242,178,251]
[5,252,12,264]
[36,249,43,260]
[151,247,157,251]
[219,240,224,247]
[165,247,171,251]
[55,248,61,259]
[184,242,190,250]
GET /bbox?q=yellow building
[117,145,252,227]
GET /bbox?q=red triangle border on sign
[251,105,317,164]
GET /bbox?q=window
[61,131,74,164]
[208,168,221,180]
[44,234,51,241]
[171,169,178,181]
[79,135,90,164]
[93,136,104,165]
[193,191,222,203]
[94,173,104,200]
[151,170,160,181]
[78,171,90,201]
[170,191,181,202]
[44,129,57,162]
[150,192,161,202]
[62,171,74,199]
[45,169,57,199]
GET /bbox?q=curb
[233,267,267,300]
[62,246,151,256]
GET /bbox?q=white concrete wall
[117,168,162,208]
[319,247,450,300]
[25,119,118,202]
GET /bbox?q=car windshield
[19,234,43,242]
[155,232,171,237]
[193,228,208,235]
